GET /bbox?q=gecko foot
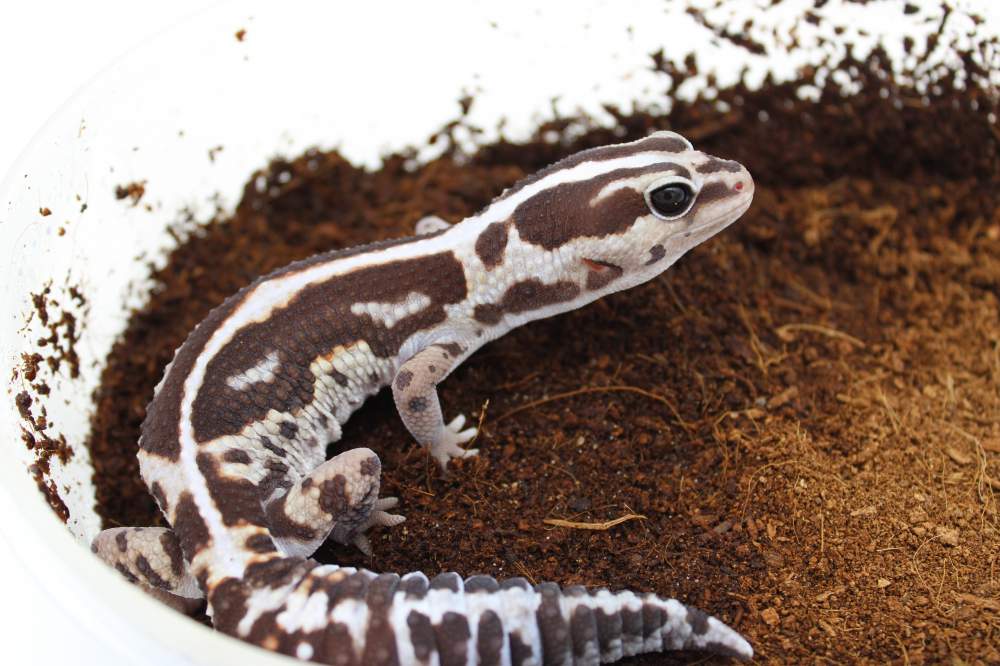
[429,414,479,468]
[351,497,406,556]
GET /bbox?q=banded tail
[208,560,753,664]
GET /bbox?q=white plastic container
[1,1,990,662]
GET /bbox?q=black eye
[648,183,694,218]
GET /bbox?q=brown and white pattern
[92,131,755,663]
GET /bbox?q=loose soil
[81,36,999,666]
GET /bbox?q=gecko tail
[208,561,752,664]
[555,584,755,663]
[479,576,755,664]
[466,575,754,664]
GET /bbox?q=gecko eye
[646,182,694,219]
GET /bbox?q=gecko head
[568,130,754,290]
[493,130,753,296]
[636,131,752,246]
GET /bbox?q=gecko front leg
[392,342,478,467]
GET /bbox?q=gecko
[91,130,755,665]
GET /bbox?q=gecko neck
[431,210,668,351]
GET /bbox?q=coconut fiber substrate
[82,20,999,666]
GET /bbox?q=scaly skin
[92,131,755,664]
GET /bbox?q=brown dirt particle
[114,180,147,206]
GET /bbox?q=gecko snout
[728,165,755,213]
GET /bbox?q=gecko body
[92,131,755,664]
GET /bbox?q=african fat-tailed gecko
[91,131,755,664]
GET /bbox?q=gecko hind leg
[91,526,204,614]
[264,447,404,558]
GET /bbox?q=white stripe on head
[474,151,691,227]
[589,170,696,206]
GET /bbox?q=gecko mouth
[686,195,754,237]
[723,195,754,220]
[581,257,619,273]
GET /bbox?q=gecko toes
[430,414,481,467]
[431,443,480,469]
[454,428,477,443]
[352,533,372,557]
[445,414,478,444]
[368,497,406,528]
[371,510,406,528]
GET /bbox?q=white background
[0,4,204,663]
